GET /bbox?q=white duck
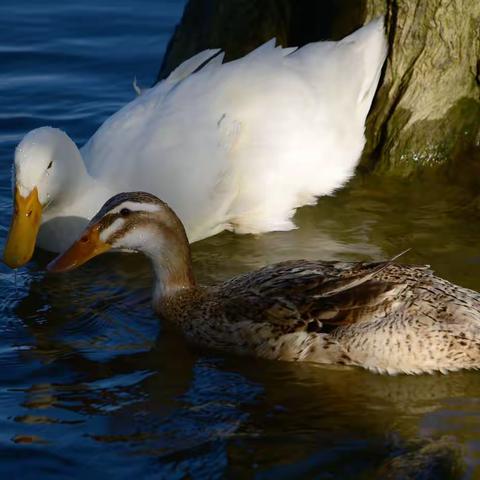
[4,18,387,268]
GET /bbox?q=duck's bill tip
[46,255,78,273]
[3,254,29,270]
[46,228,111,274]
[3,186,42,269]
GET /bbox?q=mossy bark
[158,0,480,175]
[361,0,480,175]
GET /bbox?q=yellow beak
[47,224,111,273]
[3,187,42,268]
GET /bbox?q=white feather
[14,18,387,252]
[132,76,144,96]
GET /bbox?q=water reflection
[16,349,476,478]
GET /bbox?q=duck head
[4,127,85,268]
[47,192,194,295]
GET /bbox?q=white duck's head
[47,192,195,295]
[4,127,86,268]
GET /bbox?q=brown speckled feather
[164,259,480,374]
[218,259,403,329]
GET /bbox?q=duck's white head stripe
[99,218,125,242]
[110,201,162,214]
[90,192,166,226]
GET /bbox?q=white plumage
[15,18,387,252]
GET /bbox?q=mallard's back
[164,260,480,375]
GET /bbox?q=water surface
[1,1,480,478]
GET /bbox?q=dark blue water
[1,1,480,478]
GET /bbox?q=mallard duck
[4,18,387,268]
[48,191,480,375]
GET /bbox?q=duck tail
[342,17,388,109]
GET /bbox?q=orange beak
[47,223,111,273]
[3,187,42,268]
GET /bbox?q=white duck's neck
[54,175,115,220]
[39,170,114,253]
[43,145,113,222]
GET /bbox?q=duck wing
[219,257,416,332]
[81,20,387,242]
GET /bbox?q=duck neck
[42,140,111,221]
[147,223,196,315]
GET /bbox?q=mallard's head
[47,191,190,274]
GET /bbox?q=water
[1,1,480,478]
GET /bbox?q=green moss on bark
[364,98,480,175]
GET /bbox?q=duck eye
[120,208,131,217]
[47,161,53,170]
